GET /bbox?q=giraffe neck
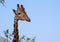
[13,17,19,42]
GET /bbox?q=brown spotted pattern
[12,4,31,42]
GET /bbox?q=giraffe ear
[13,9,16,14]
[13,9,15,12]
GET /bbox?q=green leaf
[5,35,8,38]
[12,31,14,35]
[21,35,25,39]
[27,37,31,41]
[6,29,9,33]
[0,0,5,6]
[30,37,35,42]
[4,29,9,38]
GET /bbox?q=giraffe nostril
[27,19,31,22]
[29,19,31,22]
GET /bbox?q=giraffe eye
[18,13,21,15]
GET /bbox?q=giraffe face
[13,4,31,22]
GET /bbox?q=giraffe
[12,4,31,42]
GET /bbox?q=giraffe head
[13,4,31,22]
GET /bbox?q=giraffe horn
[17,4,19,8]
[21,5,24,9]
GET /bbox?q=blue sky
[0,0,60,42]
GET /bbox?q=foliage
[4,29,13,40]
[0,0,5,6]
[4,29,9,38]
[4,29,35,42]
[19,35,35,42]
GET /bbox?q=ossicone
[17,4,19,8]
